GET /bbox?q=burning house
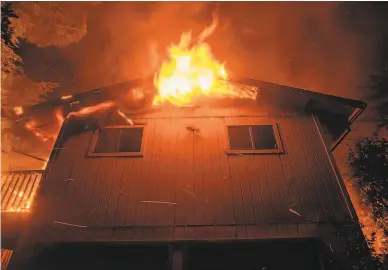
[2,20,367,270]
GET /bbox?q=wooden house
[5,78,366,270]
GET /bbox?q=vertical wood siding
[31,107,352,242]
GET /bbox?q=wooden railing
[1,249,13,270]
[1,170,44,212]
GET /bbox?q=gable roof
[7,77,366,155]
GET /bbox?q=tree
[10,2,99,48]
[348,138,388,246]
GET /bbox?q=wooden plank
[21,173,38,211]
[175,118,190,226]
[144,119,164,227]
[40,132,80,225]
[102,157,125,226]
[66,133,96,227]
[58,132,90,224]
[84,155,110,227]
[1,174,15,204]
[3,173,23,210]
[122,158,139,227]
[161,118,178,226]
[184,119,195,226]
[283,116,326,222]
[13,173,30,210]
[292,115,333,220]
[307,115,350,219]
[133,120,156,226]
[193,119,206,226]
[93,158,118,226]
[206,118,224,225]
[253,136,281,224]
[57,138,85,223]
[26,173,41,212]
[279,117,318,225]
[224,118,246,224]
[216,118,236,224]
[245,151,266,225]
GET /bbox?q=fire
[66,101,115,118]
[13,106,23,115]
[117,109,134,125]
[61,95,72,100]
[153,17,253,106]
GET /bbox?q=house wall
[23,102,355,245]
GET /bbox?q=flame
[117,109,134,125]
[25,120,50,142]
[61,95,72,100]
[153,17,252,106]
[13,106,23,115]
[67,101,115,118]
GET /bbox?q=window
[89,126,145,157]
[226,124,283,154]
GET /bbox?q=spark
[289,208,302,217]
[182,188,197,198]
[53,221,87,228]
[141,200,177,205]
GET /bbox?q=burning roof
[4,16,366,170]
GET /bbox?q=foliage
[324,217,387,270]
[348,137,388,252]
[10,2,99,47]
[367,29,388,129]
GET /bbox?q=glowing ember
[61,95,72,100]
[117,109,134,125]
[13,106,23,115]
[153,17,254,106]
[25,120,50,142]
[67,101,115,118]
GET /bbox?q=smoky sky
[20,2,387,100]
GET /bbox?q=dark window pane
[94,128,120,153]
[251,125,277,150]
[119,128,143,152]
[228,126,253,150]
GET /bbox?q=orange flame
[153,17,254,106]
[66,101,115,118]
[61,95,72,100]
[25,120,50,142]
[13,106,23,115]
[117,109,134,125]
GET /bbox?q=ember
[13,106,23,115]
[66,101,115,118]
[61,95,72,100]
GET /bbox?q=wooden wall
[25,103,354,244]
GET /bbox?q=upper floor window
[226,124,283,154]
[89,125,145,157]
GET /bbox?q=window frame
[88,125,146,157]
[225,122,284,155]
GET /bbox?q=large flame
[153,17,252,106]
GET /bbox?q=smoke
[20,2,386,100]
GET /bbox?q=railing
[1,170,44,212]
[1,249,13,270]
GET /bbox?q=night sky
[17,2,387,101]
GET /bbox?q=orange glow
[13,106,23,115]
[67,101,115,118]
[25,120,50,142]
[153,17,255,106]
[61,95,72,100]
[117,109,134,125]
